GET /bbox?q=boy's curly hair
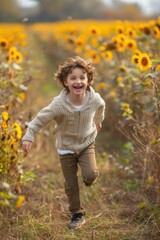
[54,56,97,88]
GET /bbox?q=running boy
[22,56,105,229]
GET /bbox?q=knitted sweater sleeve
[22,99,57,142]
[94,98,105,124]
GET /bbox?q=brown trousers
[59,142,99,214]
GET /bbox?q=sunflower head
[138,53,152,71]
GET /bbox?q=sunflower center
[141,57,148,66]
[1,41,6,47]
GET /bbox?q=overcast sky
[16,0,154,15]
[17,0,38,7]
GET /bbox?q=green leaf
[138,201,147,209]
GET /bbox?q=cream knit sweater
[22,86,105,154]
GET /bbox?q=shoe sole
[67,219,86,230]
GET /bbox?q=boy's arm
[94,100,106,130]
[22,140,33,154]
[22,100,56,143]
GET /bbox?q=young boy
[22,56,105,229]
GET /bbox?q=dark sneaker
[83,180,90,187]
[67,213,85,229]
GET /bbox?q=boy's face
[64,67,89,96]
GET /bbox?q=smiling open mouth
[73,86,83,89]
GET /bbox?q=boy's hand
[96,123,102,132]
[22,140,33,154]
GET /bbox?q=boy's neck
[68,91,87,106]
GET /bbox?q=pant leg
[78,142,99,186]
[59,153,85,214]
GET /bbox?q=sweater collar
[59,86,97,112]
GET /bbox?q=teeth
[74,86,82,89]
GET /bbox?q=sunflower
[126,27,136,37]
[99,82,106,89]
[109,91,116,98]
[133,49,141,56]
[132,55,139,64]
[16,195,25,208]
[116,40,126,52]
[89,25,100,36]
[0,163,3,172]
[111,36,118,45]
[9,46,17,57]
[90,37,99,48]
[69,26,78,36]
[1,121,8,129]
[156,64,160,71]
[153,26,160,38]
[116,25,124,34]
[121,103,130,111]
[142,26,151,35]
[14,51,23,63]
[144,80,152,87]
[0,38,9,49]
[98,45,105,52]
[116,76,123,83]
[74,35,86,48]
[85,49,100,64]
[117,34,126,42]
[2,111,9,121]
[119,65,127,73]
[102,50,113,61]
[18,92,26,101]
[138,53,152,71]
[126,39,137,51]
[12,122,22,139]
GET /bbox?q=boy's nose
[76,78,81,83]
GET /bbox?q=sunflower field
[0,17,160,239]
[0,24,33,208]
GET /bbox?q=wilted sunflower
[138,53,152,71]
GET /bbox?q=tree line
[0,0,159,22]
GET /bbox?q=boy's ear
[64,81,68,87]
